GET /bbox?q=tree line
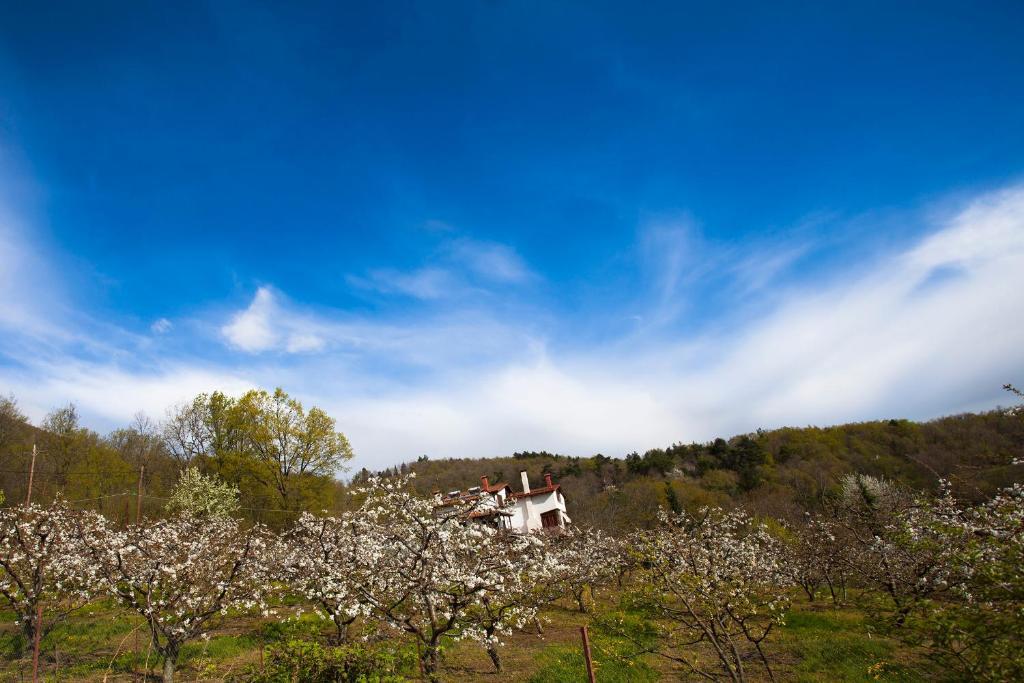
[393,403,1023,532]
[0,388,352,525]
[3,385,1021,531]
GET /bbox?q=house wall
[510,490,570,532]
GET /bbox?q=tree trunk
[16,614,35,658]
[331,614,354,643]
[162,653,176,683]
[161,644,179,683]
[534,617,544,636]
[422,642,441,683]
[486,642,502,672]
[824,574,839,605]
[575,589,588,613]
[485,626,502,672]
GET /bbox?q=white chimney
[520,470,531,493]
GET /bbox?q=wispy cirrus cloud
[150,318,173,334]
[347,235,536,302]
[347,267,458,300]
[1,183,1022,470]
[209,184,1024,463]
[443,237,535,284]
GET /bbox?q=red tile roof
[512,484,561,499]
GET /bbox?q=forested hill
[354,410,1024,532]
[1,385,1021,532]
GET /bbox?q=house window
[540,510,560,529]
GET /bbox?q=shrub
[231,639,412,682]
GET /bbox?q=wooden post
[31,602,43,682]
[580,626,596,683]
[135,465,145,525]
[26,443,37,505]
[134,619,140,681]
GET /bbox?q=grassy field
[0,593,939,682]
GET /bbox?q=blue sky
[2,2,1023,469]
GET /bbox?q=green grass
[181,633,260,664]
[778,607,930,682]
[529,607,661,682]
[0,595,946,682]
[528,641,660,683]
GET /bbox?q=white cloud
[219,286,327,354]
[347,237,535,302]
[325,185,1024,464]
[0,360,255,426]
[1,183,1022,471]
[151,318,173,334]
[904,186,1024,274]
[445,238,534,284]
[670,187,1024,432]
[0,210,69,341]
[285,332,326,353]
[348,267,457,300]
[222,286,279,351]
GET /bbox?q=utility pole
[26,442,37,505]
[136,465,145,525]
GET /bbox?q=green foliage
[163,387,355,522]
[231,639,413,683]
[257,613,326,643]
[663,481,682,515]
[700,468,740,493]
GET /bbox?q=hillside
[3,390,1022,530]
[356,410,1024,532]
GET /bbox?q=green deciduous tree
[163,388,353,519]
[234,388,353,512]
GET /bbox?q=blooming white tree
[784,515,849,604]
[352,476,546,681]
[0,500,103,651]
[465,528,559,672]
[867,483,1024,680]
[831,473,962,625]
[79,516,278,683]
[632,507,791,683]
[934,483,1024,680]
[281,511,368,643]
[547,526,622,613]
[164,466,241,519]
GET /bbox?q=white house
[437,470,572,532]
